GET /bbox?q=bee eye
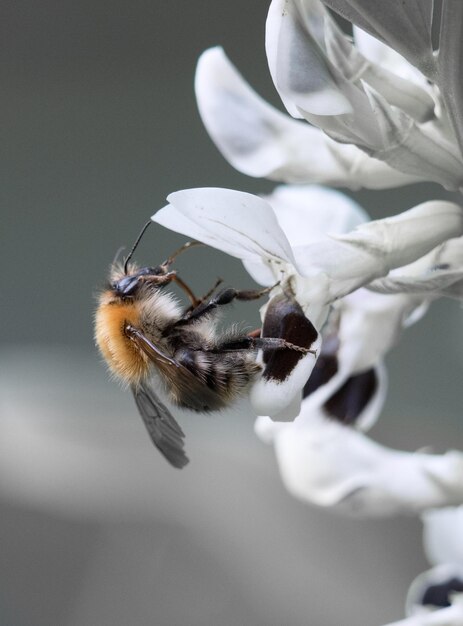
[114,275,140,296]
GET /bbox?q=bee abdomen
[175,349,259,407]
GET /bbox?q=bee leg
[199,277,224,304]
[171,274,202,307]
[171,285,276,330]
[161,241,203,268]
[251,336,317,356]
[206,336,317,356]
[184,277,224,313]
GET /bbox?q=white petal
[369,270,463,300]
[353,25,430,88]
[249,334,322,418]
[241,258,278,288]
[324,19,434,123]
[152,188,298,267]
[194,47,419,188]
[362,85,463,191]
[262,184,369,247]
[369,237,463,300]
[336,289,425,373]
[195,47,289,178]
[258,406,463,516]
[326,142,424,189]
[422,507,463,567]
[301,286,428,433]
[266,0,352,117]
[240,183,368,286]
[294,201,463,301]
[321,0,435,77]
[384,565,463,626]
[303,359,388,432]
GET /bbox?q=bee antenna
[123,221,152,274]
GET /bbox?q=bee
[95,221,317,468]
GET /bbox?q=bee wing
[127,325,226,412]
[132,384,189,469]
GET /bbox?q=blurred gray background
[1,1,462,625]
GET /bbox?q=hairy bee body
[95,265,260,411]
[95,282,180,387]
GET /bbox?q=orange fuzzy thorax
[95,295,149,385]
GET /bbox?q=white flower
[321,0,463,157]
[195,47,422,189]
[153,186,463,417]
[255,406,463,517]
[265,0,463,191]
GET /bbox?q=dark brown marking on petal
[323,368,377,425]
[421,577,463,608]
[262,293,318,383]
[303,354,338,398]
[303,334,339,398]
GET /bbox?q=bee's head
[112,265,164,298]
[110,221,161,298]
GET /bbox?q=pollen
[95,298,150,385]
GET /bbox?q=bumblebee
[95,222,315,468]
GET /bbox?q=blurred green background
[1,1,461,625]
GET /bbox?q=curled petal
[321,0,435,77]
[369,270,463,300]
[334,289,426,373]
[262,184,368,249]
[266,0,352,117]
[195,47,420,188]
[152,187,298,267]
[406,565,463,614]
[294,201,463,301]
[249,291,322,418]
[324,18,434,123]
[250,348,320,418]
[353,25,431,88]
[302,288,425,431]
[369,237,463,300]
[255,408,463,517]
[362,85,463,191]
[384,565,463,625]
[303,359,387,431]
